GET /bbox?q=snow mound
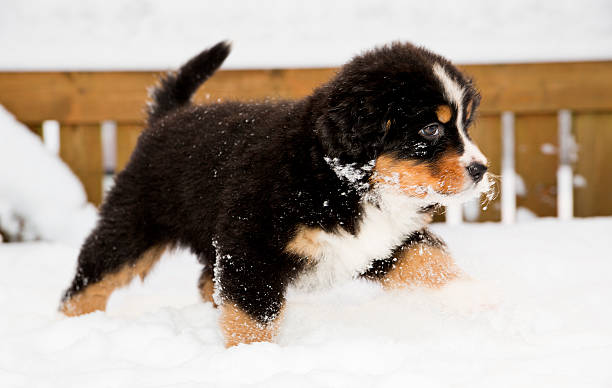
[1,218,611,387]
[0,105,97,245]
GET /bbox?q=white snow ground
[1,0,612,71]
[1,218,611,387]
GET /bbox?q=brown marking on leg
[136,244,168,281]
[436,104,452,123]
[372,153,466,196]
[220,303,283,347]
[198,270,217,307]
[284,225,323,259]
[381,243,461,289]
[61,244,167,316]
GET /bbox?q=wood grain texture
[59,123,103,205]
[0,69,335,124]
[458,61,612,114]
[515,113,558,217]
[0,72,157,124]
[573,113,612,217]
[2,61,612,123]
[469,114,502,221]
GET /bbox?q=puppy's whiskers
[479,174,499,211]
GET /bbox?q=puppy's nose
[467,162,487,183]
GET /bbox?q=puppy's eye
[419,123,444,140]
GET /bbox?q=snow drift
[0,105,97,245]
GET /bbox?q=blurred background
[1,0,612,242]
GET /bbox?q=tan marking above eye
[385,119,392,132]
[466,100,474,121]
[436,105,452,123]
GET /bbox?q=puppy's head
[314,42,490,205]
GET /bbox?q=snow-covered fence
[1,61,612,221]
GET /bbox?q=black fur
[61,41,481,324]
[147,41,231,124]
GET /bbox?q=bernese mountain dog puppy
[60,41,491,347]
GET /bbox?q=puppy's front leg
[214,244,296,347]
[219,302,284,347]
[362,229,462,289]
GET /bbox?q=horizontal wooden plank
[0,72,158,124]
[0,69,335,124]
[459,61,612,114]
[2,61,612,124]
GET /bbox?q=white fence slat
[501,112,516,224]
[557,110,574,220]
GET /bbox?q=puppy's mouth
[372,171,495,208]
[418,172,496,207]
[369,154,496,208]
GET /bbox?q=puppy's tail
[147,41,231,124]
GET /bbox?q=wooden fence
[1,61,612,221]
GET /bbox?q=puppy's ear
[464,90,481,126]
[460,77,481,126]
[313,82,387,162]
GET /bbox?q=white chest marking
[291,189,426,290]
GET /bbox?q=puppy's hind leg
[60,210,169,316]
[198,267,217,307]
